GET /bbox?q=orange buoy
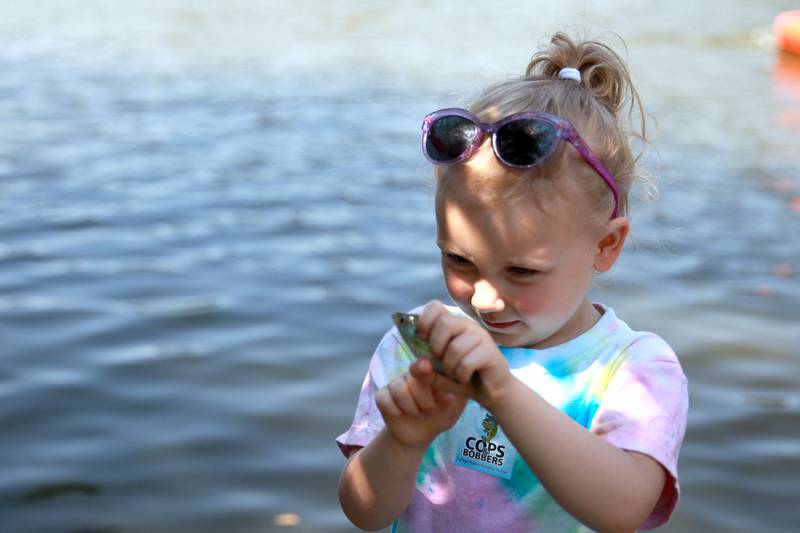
[775,10,800,56]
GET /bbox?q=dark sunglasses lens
[426,115,479,162]
[495,119,558,167]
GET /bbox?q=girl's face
[436,159,608,349]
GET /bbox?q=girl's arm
[490,377,666,533]
[338,428,427,531]
[338,361,467,530]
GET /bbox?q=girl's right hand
[376,359,468,449]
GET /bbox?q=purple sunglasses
[422,108,619,218]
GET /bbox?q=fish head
[392,312,422,345]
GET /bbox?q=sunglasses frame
[422,108,619,218]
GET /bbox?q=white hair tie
[558,67,581,83]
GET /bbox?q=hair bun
[525,32,633,116]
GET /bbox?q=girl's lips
[482,318,520,330]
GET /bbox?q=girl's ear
[594,217,629,273]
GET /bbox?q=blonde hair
[439,31,649,220]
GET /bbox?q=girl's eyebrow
[437,240,552,270]
[435,240,465,254]
[505,258,552,270]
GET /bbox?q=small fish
[391,312,483,393]
[392,312,444,373]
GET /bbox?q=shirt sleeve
[335,327,416,458]
[589,333,689,529]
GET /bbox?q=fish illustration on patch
[481,412,498,444]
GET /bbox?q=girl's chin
[487,328,538,346]
[488,324,561,349]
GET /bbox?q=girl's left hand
[416,300,514,410]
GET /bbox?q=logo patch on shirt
[453,402,515,479]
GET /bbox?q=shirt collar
[498,304,624,375]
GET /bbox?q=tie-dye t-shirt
[337,304,688,532]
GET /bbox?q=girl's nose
[471,279,505,312]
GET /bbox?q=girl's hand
[417,300,514,410]
[376,358,468,449]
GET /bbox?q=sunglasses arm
[567,135,620,219]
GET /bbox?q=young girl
[337,32,688,532]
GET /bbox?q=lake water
[0,1,798,531]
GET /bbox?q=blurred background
[0,1,798,531]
